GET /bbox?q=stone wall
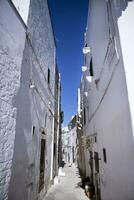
[0,0,56,200]
[8,0,56,199]
[0,1,26,199]
[81,0,134,199]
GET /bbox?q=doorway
[94,152,101,200]
[39,132,46,192]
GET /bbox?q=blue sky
[49,0,89,126]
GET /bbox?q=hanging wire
[94,0,117,82]
[83,0,120,124]
[26,31,59,104]
[88,56,119,124]
[25,31,60,124]
[31,80,60,124]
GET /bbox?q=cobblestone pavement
[45,165,89,200]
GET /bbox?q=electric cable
[83,1,120,123]
[26,31,59,104]
[88,57,119,124]
[32,81,60,124]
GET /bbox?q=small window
[54,143,56,156]
[103,148,107,163]
[84,108,86,125]
[32,126,35,136]
[42,131,45,135]
[47,68,50,84]
[95,136,97,143]
[90,58,94,76]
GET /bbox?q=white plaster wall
[11,0,30,24]
[62,123,77,164]
[62,127,70,163]
[118,1,134,138]
[5,0,56,199]
[71,126,77,163]
[26,1,56,195]
[0,1,26,199]
[82,0,134,199]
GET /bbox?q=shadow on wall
[113,0,133,18]
[8,40,37,200]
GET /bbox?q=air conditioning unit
[83,46,91,54]
[81,66,87,72]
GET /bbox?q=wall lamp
[29,80,35,89]
[82,66,87,72]
[83,46,91,54]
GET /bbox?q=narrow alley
[1,1,134,200]
[45,166,89,200]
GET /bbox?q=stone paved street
[45,166,89,200]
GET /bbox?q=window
[84,108,86,125]
[47,68,50,84]
[90,58,94,76]
[103,148,107,163]
[95,136,97,143]
[39,136,46,192]
[32,126,35,136]
[33,126,35,135]
[94,152,99,173]
[54,143,56,156]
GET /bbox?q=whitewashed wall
[118,1,134,138]
[0,1,26,199]
[11,0,30,24]
[82,0,134,199]
[0,0,56,200]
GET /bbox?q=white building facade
[79,0,134,200]
[0,0,60,200]
[62,116,77,165]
